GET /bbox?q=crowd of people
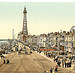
[43,51,75,73]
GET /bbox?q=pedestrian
[62,58,64,67]
[7,59,9,64]
[49,54,51,58]
[54,55,55,59]
[66,61,68,67]
[30,51,32,54]
[58,58,61,67]
[55,65,58,72]
[46,52,47,56]
[3,59,5,64]
[69,61,71,67]
[50,68,53,73]
[65,60,67,68]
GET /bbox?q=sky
[0,2,75,39]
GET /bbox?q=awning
[40,49,55,51]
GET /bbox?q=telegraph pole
[12,29,14,40]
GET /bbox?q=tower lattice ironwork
[22,7,28,41]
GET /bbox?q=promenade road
[0,49,75,73]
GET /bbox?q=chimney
[67,32,69,35]
[55,32,57,35]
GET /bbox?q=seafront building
[26,29,75,54]
[65,30,75,53]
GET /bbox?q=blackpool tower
[22,7,28,41]
[18,7,28,42]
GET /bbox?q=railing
[0,39,27,46]
[0,39,16,41]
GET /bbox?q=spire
[23,7,27,13]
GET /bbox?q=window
[72,43,73,46]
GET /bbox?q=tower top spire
[23,7,27,13]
